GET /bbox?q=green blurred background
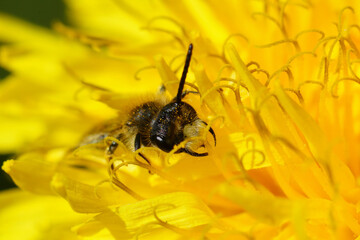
[0,0,67,190]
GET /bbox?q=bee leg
[202,121,216,146]
[139,153,151,166]
[181,90,199,99]
[159,84,166,93]
[105,141,118,173]
[175,148,208,157]
[108,141,118,155]
[169,90,199,103]
[209,127,216,146]
[134,133,151,166]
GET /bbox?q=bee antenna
[176,43,193,103]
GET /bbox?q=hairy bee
[79,44,216,163]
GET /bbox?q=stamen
[248,94,282,136]
[331,77,360,98]
[135,203,196,239]
[206,53,228,63]
[153,204,175,224]
[217,77,236,84]
[340,47,356,87]
[295,29,325,42]
[147,16,188,38]
[271,135,309,161]
[200,84,236,106]
[249,69,271,81]
[112,177,144,200]
[348,24,360,56]
[134,66,156,80]
[107,157,118,176]
[349,24,360,32]
[266,66,293,87]
[63,63,111,91]
[245,61,271,82]
[93,179,111,199]
[53,22,117,49]
[252,12,287,38]
[245,136,265,169]
[246,61,260,70]
[79,80,112,92]
[169,53,187,73]
[207,34,249,63]
[337,7,355,33]
[164,80,199,92]
[246,137,255,150]
[256,39,300,52]
[280,0,310,34]
[347,50,360,79]
[312,36,336,54]
[142,25,185,48]
[283,88,304,104]
[286,51,316,65]
[218,77,249,93]
[111,161,129,176]
[323,57,329,84]
[279,1,288,34]
[183,82,199,92]
[240,149,266,169]
[337,39,347,75]
[298,80,324,97]
[326,38,342,72]
[252,111,271,137]
[343,37,360,58]
[71,143,102,157]
[223,152,256,185]
[72,87,87,101]
[298,80,324,90]
[222,33,248,59]
[215,64,234,81]
[126,159,181,185]
[134,222,158,240]
[161,204,204,237]
[210,74,246,110]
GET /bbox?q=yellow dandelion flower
[1,0,360,239]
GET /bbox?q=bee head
[150,101,198,152]
[150,44,216,156]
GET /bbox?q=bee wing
[78,118,125,147]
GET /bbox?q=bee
[79,44,216,164]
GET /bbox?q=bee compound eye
[150,120,185,153]
[150,134,173,153]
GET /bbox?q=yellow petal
[219,183,292,225]
[52,173,136,213]
[154,56,179,96]
[275,86,328,164]
[0,189,85,240]
[194,63,227,117]
[0,13,83,54]
[75,192,215,239]
[2,158,56,195]
[64,0,154,42]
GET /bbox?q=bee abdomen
[126,101,163,148]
